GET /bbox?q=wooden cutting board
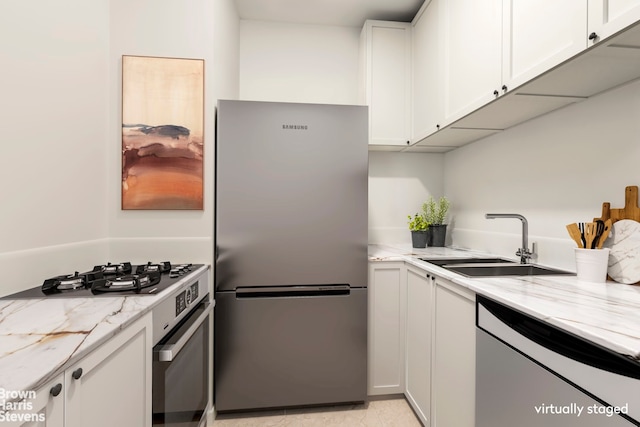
[595,186,640,223]
[594,186,640,285]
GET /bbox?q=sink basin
[419,257,517,267]
[444,264,574,277]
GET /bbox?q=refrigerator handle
[236,285,351,299]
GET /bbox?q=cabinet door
[65,313,152,427]
[412,0,443,142]
[2,374,64,427]
[361,21,411,148]
[433,278,476,427]
[442,0,502,126]
[588,0,640,44]
[368,262,406,395]
[503,0,587,91]
[405,266,432,426]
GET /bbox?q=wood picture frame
[121,55,204,210]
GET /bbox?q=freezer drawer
[214,286,367,412]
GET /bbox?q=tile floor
[213,397,422,426]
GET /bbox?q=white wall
[239,20,361,104]
[445,78,640,270]
[0,0,110,295]
[108,0,240,264]
[0,0,240,297]
[369,152,444,244]
[214,0,242,102]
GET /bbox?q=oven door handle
[156,300,214,362]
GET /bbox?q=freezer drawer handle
[155,301,214,362]
[236,285,351,298]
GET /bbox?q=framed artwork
[121,55,204,210]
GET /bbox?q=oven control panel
[152,266,210,345]
[175,281,200,316]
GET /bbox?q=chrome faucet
[485,213,533,264]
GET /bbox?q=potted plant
[423,196,450,247]
[408,213,429,248]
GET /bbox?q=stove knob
[185,288,192,305]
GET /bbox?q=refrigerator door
[215,100,368,291]
[214,286,367,412]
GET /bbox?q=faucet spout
[485,213,532,264]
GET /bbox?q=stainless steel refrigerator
[214,100,368,412]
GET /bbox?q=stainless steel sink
[419,257,517,267]
[444,264,574,277]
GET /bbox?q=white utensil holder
[574,248,610,283]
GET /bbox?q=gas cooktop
[2,262,204,299]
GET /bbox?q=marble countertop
[370,244,640,362]
[0,265,209,394]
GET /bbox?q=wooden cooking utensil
[596,219,612,249]
[566,223,584,248]
[584,222,598,249]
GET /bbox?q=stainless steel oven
[152,273,212,427]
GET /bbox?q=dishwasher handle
[478,296,640,380]
[236,284,351,298]
[155,300,213,362]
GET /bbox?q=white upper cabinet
[440,0,586,127]
[588,0,640,44]
[441,0,502,126]
[407,0,640,150]
[360,20,411,150]
[503,0,587,91]
[412,0,443,142]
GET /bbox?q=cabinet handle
[493,90,499,97]
[50,383,62,397]
[588,32,598,42]
[436,124,440,130]
[72,368,83,380]
[406,140,410,145]
[502,85,508,92]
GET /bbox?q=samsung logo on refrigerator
[282,124,308,130]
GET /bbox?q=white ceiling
[234,0,425,27]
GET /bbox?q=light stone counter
[370,244,640,362]
[0,265,209,394]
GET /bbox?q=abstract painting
[122,55,204,210]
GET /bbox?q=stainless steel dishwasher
[476,295,640,427]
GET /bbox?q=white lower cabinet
[65,313,152,427]
[433,277,476,427]
[3,374,64,427]
[5,313,152,427]
[369,261,477,427]
[405,265,433,426]
[368,262,406,395]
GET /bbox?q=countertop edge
[369,244,640,361]
[0,265,211,393]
